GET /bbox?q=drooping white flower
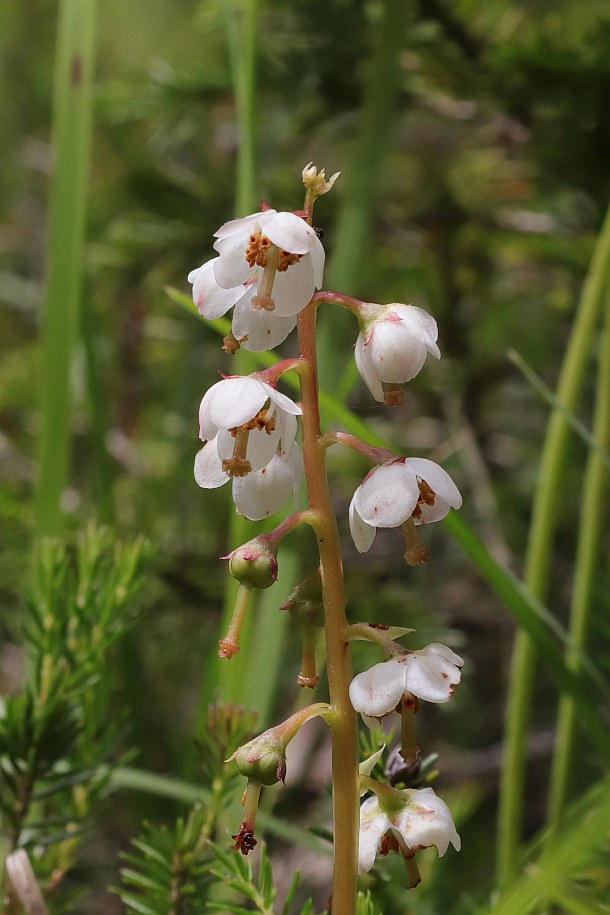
[354,303,440,404]
[188,257,298,352]
[195,440,303,521]
[358,786,461,876]
[349,643,464,724]
[349,457,462,555]
[188,208,325,350]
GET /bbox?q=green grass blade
[34,0,97,534]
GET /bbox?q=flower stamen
[222,427,252,477]
[382,382,404,406]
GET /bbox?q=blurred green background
[1,0,610,911]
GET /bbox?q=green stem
[546,287,610,832]
[497,201,610,883]
[297,303,359,915]
[34,0,97,534]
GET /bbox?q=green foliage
[117,810,214,915]
[207,841,313,915]
[0,526,146,901]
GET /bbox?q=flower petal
[213,210,273,241]
[309,234,326,287]
[358,798,392,873]
[404,645,462,703]
[260,382,302,417]
[194,440,228,489]
[269,255,316,317]
[232,444,303,521]
[391,304,440,356]
[404,458,462,523]
[349,658,408,718]
[259,210,316,254]
[189,257,251,319]
[203,377,268,431]
[395,788,461,855]
[349,499,377,553]
[368,317,428,384]
[212,233,253,287]
[353,463,420,529]
[232,295,297,351]
[355,333,384,402]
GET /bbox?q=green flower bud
[226,539,278,590]
[233,740,287,786]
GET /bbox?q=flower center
[221,409,277,477]
[411,479,435,519]
[246,231,303,311]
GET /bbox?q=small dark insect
[314,227,324,239]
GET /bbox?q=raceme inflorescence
[189,165,463,913]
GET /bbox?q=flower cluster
[188,166,464,897]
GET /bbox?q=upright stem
[297,303,359,914]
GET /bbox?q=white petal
[198,386,219,441]
[368,317,428,384]
[259,210,316,254]
[194,440,228,489]
[213,233,253,287]
[216,426,281,473]
[404,458,462,523]
[349,498,376,552]
[203,377,267,431]
[232,295,297,351]
[358,797,392,873]
[213,210,273,240]
[395,788,461,855]
[349,658,408,718]
[391,304,440,354]
[260,382,302,417]
[353,463,420,529]
[232,445,302,521]
[276,410,298,452]
[309,234,326,287]
[268,255,316,317]
[355,334,384,402]
[425,642,464,668]
[404,647,461,703]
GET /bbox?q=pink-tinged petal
[395,788,461,855]
[269,255,316,317]
[189,257,251,319]
[213,210,274,240]
[232,295,296,351]
[212,234,253,287]
[232,445,302,521]
[204,377,268,431]
[260,382,302,416]
[216,426,281,473]
[355,334,384,402]
[349,499,377,553]
[259,210,317,254]
[194,440,228,489]
[349,658,408,718]
[353,463,420,529]
[310,234,326,287]
[404,458,462,523]
[358,798,392,873]
[404,647,461,703]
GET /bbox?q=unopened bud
[280,567,324,627]
[227,539,278,590]
[302,162,340,199]
[233,739,287,786]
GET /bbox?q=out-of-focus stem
[546,286,610,834]
[498,200,610,883]
[297,302,359,915]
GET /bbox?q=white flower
[349,457,462,554]
[355,303,440,403]
[194,375,303,520]
[359,786,461,875]
[349,643,464,723]
[188,208,325,350]
[188,257,298,352]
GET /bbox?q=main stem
[297,303,359,914]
